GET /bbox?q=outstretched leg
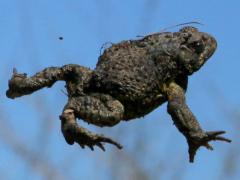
[60,93,124,150]
[6,64,92,99]
[166,82,231,162]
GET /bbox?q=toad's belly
[88,73,167,120]
[121,92,167,120]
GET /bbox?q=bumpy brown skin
[6,26,231,162]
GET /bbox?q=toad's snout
[200,33,217,61]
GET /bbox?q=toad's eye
[191,41,204,53]
[182,33,190,39]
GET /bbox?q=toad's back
[90,38,177,119]
[92,31,181,100]
[92,40,160,100]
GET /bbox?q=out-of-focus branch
[139,0,161,32]
[107,129,151,180]
[31,95,55,156]
[205,82,240,179]
[0,109,66,180]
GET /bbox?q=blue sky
[0,0,239,180]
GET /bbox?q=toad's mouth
[197,35,217,67]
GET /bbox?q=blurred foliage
[0,0,239,180]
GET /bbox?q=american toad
[6,26,231,162]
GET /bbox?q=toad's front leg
[166,82,231,162]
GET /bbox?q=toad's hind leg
[60,93,124,150]
[6,64,92,99]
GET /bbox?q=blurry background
[0,0,239,180]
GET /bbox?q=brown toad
[6,26,231,162]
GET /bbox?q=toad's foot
[60,109,123,151]
[188,131,231,163]
[6,68,29,99]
